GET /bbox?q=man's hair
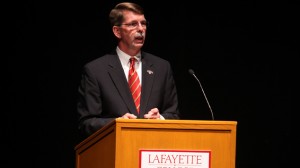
[109,2,144,27]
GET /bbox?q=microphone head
[188,69,195,75]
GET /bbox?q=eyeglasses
[120,21,149,29]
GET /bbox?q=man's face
[117,10,147,51]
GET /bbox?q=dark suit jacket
[77,51,180,137]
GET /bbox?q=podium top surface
[75,119,237,150]
[115,119,237,125]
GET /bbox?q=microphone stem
[192,74,215,120]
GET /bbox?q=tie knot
[130,58,136,65]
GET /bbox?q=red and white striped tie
[128,57,141,113]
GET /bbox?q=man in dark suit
[77,2,180,138]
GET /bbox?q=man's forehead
[122,10,145,21]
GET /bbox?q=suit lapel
[107,54,138,114]
[140,54,155,115]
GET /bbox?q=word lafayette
[148,153,202,165]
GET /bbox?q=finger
[122,116,129,119]
[128,114,137,119]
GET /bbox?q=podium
[75,119,237,168]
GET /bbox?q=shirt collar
[116,46,141,65]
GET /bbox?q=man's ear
[112,26,121,39]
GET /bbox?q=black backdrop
[12,0,296,167]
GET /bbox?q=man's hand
[144,108,161,119]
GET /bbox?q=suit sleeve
[160,62,181,119]
[77,65,115,138]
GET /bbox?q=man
[77,2,180,138]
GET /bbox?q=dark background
[12,0,296,167]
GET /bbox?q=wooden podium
[75,119,237,168]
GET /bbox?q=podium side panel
[76,130,116,168]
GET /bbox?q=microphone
[188,69,215,120]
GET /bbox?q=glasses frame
[119,21,149,29]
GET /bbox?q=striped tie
[128,58,141,113]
